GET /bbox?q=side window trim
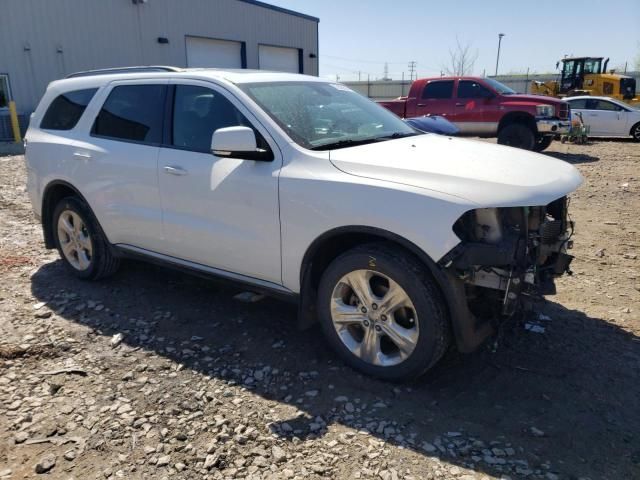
[89,80,169,147]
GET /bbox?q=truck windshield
[238,81,417,150]
[484,78,517,95]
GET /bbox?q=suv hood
[329,134,583,207]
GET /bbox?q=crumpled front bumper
[536,118,571,135]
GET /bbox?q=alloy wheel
[330,269,419,366]
[57,210,93,271]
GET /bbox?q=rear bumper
[536,119,571,135]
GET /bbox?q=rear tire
[498,124,536,150]
[52,196,120,280]
[533,135,553,152]
[316,243,450,381]
[631,122,640,142]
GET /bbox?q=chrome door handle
[455,103,465,107]
[73,152,92,159]
[163,165,188,176]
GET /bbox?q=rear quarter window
[40,88,98,130]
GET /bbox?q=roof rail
[66,66,182,79]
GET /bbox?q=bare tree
[444,38,478,76]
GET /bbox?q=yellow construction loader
[531,57,638,105]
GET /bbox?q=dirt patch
[0,139,639,479]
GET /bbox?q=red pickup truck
[379,77,571,151]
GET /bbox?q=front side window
[483,78,515,95]
[172,85,251,152]
[239,81,416,150]
[92,85,166,143]
[422,81,454,99]
[594,100,622,111]
[40,88,98,130]
[585,99,622,111]
[457,81,492,99]
[0,75,10,108]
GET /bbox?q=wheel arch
[297,225,492,352]
[41,180,92,249]
[498,111,537,133]
[630,121,640,140]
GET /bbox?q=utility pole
[358,71,362,81]
[495,33,505,76]
[383,62,390,80]
[408,61,417,81]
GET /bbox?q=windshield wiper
[310,138,383,151]
[376,132,419,140]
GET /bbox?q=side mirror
[211,126,273,162]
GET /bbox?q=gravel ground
[1,139,639,479]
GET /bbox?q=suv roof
[54,66,324,90]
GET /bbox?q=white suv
[25,67,582,381]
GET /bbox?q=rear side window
[421,81,454,99]
[567,99,587,109]
[92,85,166,143]
[40,88,97,130]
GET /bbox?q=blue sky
[268,0,640,81]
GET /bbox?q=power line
[323,54,409,65]
[408,61,417,81]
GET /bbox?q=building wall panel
[0,0,318,114]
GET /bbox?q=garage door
[186,37,243,68]
[258,45,301,73]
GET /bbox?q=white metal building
[0,0,319,138]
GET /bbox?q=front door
[583,99,628,136]
[157,81,283,284]
[450,79,498,135]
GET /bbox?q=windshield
[483,78,517,95]
[238,81,417,150]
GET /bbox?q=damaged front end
[439,197,574,347]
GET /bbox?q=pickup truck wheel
[317,243,450,381]
[498,124,536,150]
[533,135,553,152]
[52,196,120,280]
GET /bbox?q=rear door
[73,80,167,251]
[414,80,455,119]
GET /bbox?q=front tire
[631,122,640,142]
[498,123,536,150]
[533,135,553,152]
[317,243,450,381]
[52,196,120,280]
